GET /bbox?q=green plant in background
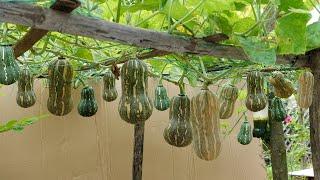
[0,114,49,133]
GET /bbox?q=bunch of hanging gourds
[238,69,314,146]
[0,44,315,160]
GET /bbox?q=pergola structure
[0,1,319,180]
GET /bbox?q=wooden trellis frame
[0,1,319,180]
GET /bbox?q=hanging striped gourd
[118,59,153,124]
[296,71,314,109]
[237,117,252,145]
[191,86,221,161]
[0,45,20,85]
[16,67,36,108]
[163,94,193,147]
[268,71,295,98]
[78,86,98,117]
[47,57,74,116]
[245,71,267,112]
[219,84,239,119]
[103,70,118,102]
[154,83,170,111]
[270,97,286,122]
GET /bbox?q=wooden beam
[13,0,80,58]
[0,2,248,60]
[0,2,311,65]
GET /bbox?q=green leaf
[203,0,235,13]
[74,48,93,61]
[306,22,320,51]
[275,13,311,54]
[186,71,198,87]
[233,17,256,34]
[238,36,276,65]
[279,0,306,12]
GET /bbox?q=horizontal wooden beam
[13,0,80,58]
[0,2,310,66]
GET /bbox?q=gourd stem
[159,63,168,85]
[78,78,86,87]
[178,71,186,95]
[199,58,207,78]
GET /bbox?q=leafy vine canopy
[1,0,319,87]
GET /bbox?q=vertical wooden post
[132,122,145,180]
[268,85,288,180]
[309,50,320,179]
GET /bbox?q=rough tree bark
[132,122,145,180]
[309,50,320,180]
[268,86,288,180]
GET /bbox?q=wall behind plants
[0,78,266,180]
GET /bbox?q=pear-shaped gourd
[16,67,36,108]
[78,86,98,117]
[191,87,221,161]
[296,71,314,109]
[103,70,118,102]
[245,71,267,112]
[237,117,252,145]
[270,97,286,122]
[163,94,192,147]
[0,45,20,85]
[219,84,239,119]
[252,119,268,138]
[118,59,153,124]
[47,57,73,116]
[154,83,170,111]
[269,71,295,98]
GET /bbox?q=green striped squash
[154,84,170,111]
[237,117,252,145]
[118,59,153,124]
[47,57,74,116]
[163,94,192,147]
[269,71,295,98]
[270,97,286,122]
[0,45,20,85]
[191,87,221,161]
[252,119,267,138]
[245,71,267,112]
[296,71,314,109]
[16,67,36,108]
[219,84,239,119]
[103,70,118,102]
[78,86,98,117]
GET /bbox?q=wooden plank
[13,0,80,58]
[0,2,310,65]
[0,2,247,60]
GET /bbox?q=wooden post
[309,50,320,179]
[132,122,145,180]
[268,85,288,180]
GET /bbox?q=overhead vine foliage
[1,0,318,88]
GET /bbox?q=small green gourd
[103,70,118,102]
[0,45,20,85]
[118,59,153,124]
[16,67,36,108]
[245,71,267,112]
[47,57,74,116]
[270,97,286,122]
[163,94,193,147]
[219,84,239,119]
[252,119,268,138]
[154,83,170,111]
[78,86,98,117]
[237,117,252,145]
